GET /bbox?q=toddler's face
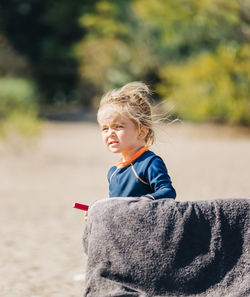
[98,105,145,160]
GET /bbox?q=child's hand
[84,211,88,221]
[140,196,152,200]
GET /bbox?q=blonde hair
[97,81,155,145]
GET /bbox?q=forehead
[98,105,129,124]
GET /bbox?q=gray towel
[83,198,249,297]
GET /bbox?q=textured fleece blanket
[83,198,249,297]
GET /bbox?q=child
[97,81,176,200]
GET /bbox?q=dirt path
[1,121,249,297]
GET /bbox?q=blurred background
[0,0,250,128]
[0,1,250,296]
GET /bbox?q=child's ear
[138,126,149,140]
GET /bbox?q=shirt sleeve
[144,156,176,200]
[107,166,117,183]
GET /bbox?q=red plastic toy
[73,202,89,211]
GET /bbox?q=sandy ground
[0,120,250,297]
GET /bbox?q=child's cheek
[118,131,125,141]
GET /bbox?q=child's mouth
[109,141,118,145]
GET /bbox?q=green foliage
[76,0,160,101]
[0,0,97,104]
[134,0,246,67]
[158,45,250,125]
[0,0,249,125]
[80,1,131,38]
[0,78,37,114]
[0,78,40,138]
[134,0,250,125]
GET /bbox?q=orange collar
[116,146,149,168]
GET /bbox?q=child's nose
[108,128,115,136]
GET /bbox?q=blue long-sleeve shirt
[107,147,176,200]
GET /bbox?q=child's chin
[108,147,121,154]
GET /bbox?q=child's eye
[101,127,108,132]
[115,125,123,129]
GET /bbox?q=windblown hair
[97,82,155,145]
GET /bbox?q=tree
[0,0,96,104]
[134,0,250,125]
[76,0,161,104]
